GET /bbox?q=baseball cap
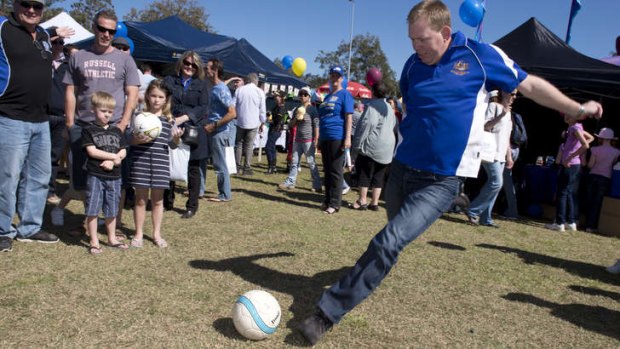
[299,86,311,95]
[30,0,46,5]
[595,127,617,140]
[111,37,130,50]
[489,90,499,98]
[329,65,344,76]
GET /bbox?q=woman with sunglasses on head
[317,66,354,214]
[162,51,210,219]
[467,90,516,228]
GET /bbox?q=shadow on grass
[233,188,320,210]
[477,243,620,286]
[189,252,349,346]
[502,292,620,340]
[568,285,620,302]
[427,240,467,251]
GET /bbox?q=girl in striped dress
[130,80,183,248]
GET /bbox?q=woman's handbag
[181,124,200,146]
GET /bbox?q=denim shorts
[85,175,122,218]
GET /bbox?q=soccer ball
[133,112,162,139]
[231,290,281,340]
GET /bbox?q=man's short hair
[246,73,259,85]
[91,91,116,110]
[407,0,451,31]
[208,58,224,80]
[93,10,118,25]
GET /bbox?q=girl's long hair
[145,79,173,122]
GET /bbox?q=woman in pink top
[585,128,620,232]
[545,115,593,232]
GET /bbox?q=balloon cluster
[114,22,135,55]
[459,0,485,28]
[282,55,306,77]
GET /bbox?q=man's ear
[440,25,452,41]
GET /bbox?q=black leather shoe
[181,210,196,219]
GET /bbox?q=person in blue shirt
[318,65,354,214]
[204,58,237,203]
[298,0,603,345]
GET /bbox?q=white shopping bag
[225,146,237,175]
[169,141,190,182]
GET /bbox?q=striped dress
[130,115,174,189]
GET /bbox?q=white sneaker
[342,187,350,195]
[51,207,64,226]
[606,260,620,274]
[545,223,565,232]
[566,223,577,231]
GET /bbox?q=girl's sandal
[154,238,168,248]
[130,238,144,248]
[89,245,102,255]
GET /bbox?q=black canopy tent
[493,18,620,161]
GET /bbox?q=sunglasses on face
[52,40,64,46]
[95,24,117,35]
[298,93,309,97]
[19,1,44,11]
[183,60,198,69]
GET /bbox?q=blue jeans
[208,130,232,201]
[283,141,321,190]
[265,129,280,165]
[69,123,88,190]
[0,117,51,238]
[469,161,505,225]
[585,173,608,230]
[556,165,580,224]
[317,160,460,323]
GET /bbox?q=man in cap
[298,0,603,345]
[0,0,73,252]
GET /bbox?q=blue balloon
[115,22,128,38]
[125,37,135,55]
[459,0,485,28]
[342,76,348,89]
[282,55,294,69]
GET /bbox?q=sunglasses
[95,24,117,35]
[33,40,52,60]
[113,45,129,52]
[183,60,198,69]
[19,1,44,10]
[510,93,517,97]
[298,92,309,97]
[52,40,64,46]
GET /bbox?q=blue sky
[105,0,617,77]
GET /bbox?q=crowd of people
[0,0,617,344]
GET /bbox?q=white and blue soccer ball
[231,289,281,340]
[133,112,162,139]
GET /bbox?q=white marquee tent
[41,12,93,44]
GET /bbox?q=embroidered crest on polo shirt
[451,60,469,76]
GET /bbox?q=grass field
[1,161,619,348]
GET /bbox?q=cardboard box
[599,197,620,237]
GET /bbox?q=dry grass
[1,161,619,348]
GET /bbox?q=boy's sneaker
[0,236,12,252]
[16,230,59,244]
[51,207,64,226]
[566,222,577,231]
[545,223,565,232]
[606,260,620,274]
[342,187,350,195]
[298,310,333,346]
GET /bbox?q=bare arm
[562,129,590,167]
[65,84,76,128]
[205,105,237,133]
[518,75,603,120]
[117,85,139,132]
[85,145,123,162]
[343,113,352,149]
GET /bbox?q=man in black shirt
[0,0,61,252]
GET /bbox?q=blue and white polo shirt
[397,31,527,178]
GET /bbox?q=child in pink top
[545,115,593,232]
[585,128,620,232]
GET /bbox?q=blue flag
[565,0,583,45]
